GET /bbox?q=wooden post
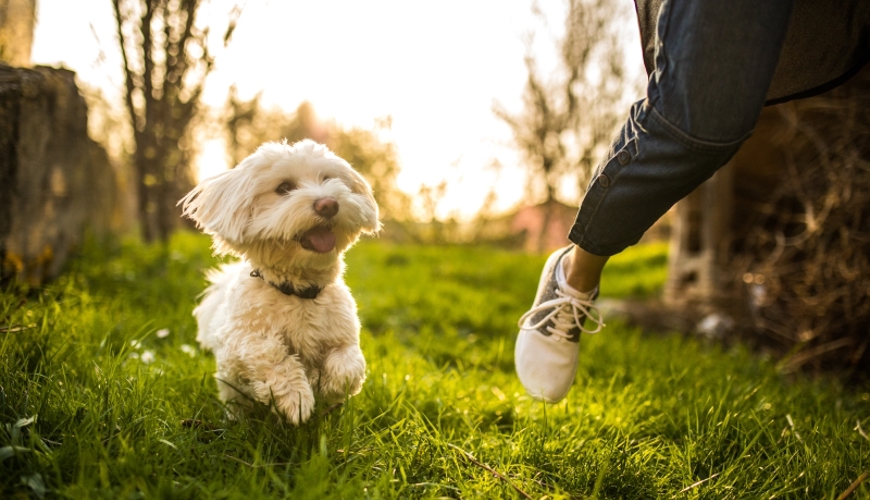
[664,162,734,308]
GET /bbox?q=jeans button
[598,173,611,188]
[617,150,631,165]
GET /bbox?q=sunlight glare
[31,0,645,220]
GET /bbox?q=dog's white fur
[180,140,379,424]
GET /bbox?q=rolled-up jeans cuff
[567,103,747,257]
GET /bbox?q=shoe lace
[517,289,605,340]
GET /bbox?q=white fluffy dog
[180,140,379,424]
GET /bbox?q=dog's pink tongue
[305,227,336,253]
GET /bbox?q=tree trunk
[0,66,117,284]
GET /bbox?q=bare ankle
[563,245,608,293]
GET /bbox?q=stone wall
[1,65,117,285]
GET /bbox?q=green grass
[1,234,868,499]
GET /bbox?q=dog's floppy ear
[179,166,253,244]
[346,168,381,234]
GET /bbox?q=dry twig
[0,324,33,334]
[733,76,870,372]
[676,473,720,495]
[856,420,870,442]
[835,471,869,500]
[447,443,533,500]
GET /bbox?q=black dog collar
[250,269,322,299]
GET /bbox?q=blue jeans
[568,0,795,256]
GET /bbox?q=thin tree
[494,0,631,252]
[112,0,240,242]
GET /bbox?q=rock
[695,312,735,340]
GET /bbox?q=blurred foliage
[79,85,138,233]
[494,0,638,251]
[223,94,525,247]
[112,0,241,243]
[224,93,411,222]
[729,69,870,375]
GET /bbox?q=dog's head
[181,140,380,269]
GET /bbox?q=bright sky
[31,0,644,220]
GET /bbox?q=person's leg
[517,0,795,403]
[563,246,608,294]
[565,0,796,289]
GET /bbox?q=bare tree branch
[112,0,242,242]
[494,0,633,251]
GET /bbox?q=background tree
[112,0,240,242]
[494,0,635,251]
[223,97,411,222]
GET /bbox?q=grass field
[1,233,868,499]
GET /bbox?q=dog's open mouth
[297,226,336,253]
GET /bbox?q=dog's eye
[322,175,331,182]
[275,181,296,195]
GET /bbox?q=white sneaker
[515,246,604,403]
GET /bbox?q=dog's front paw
[274,384,316,425]
[318,345,367,403]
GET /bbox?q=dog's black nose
[314,197,339,218]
